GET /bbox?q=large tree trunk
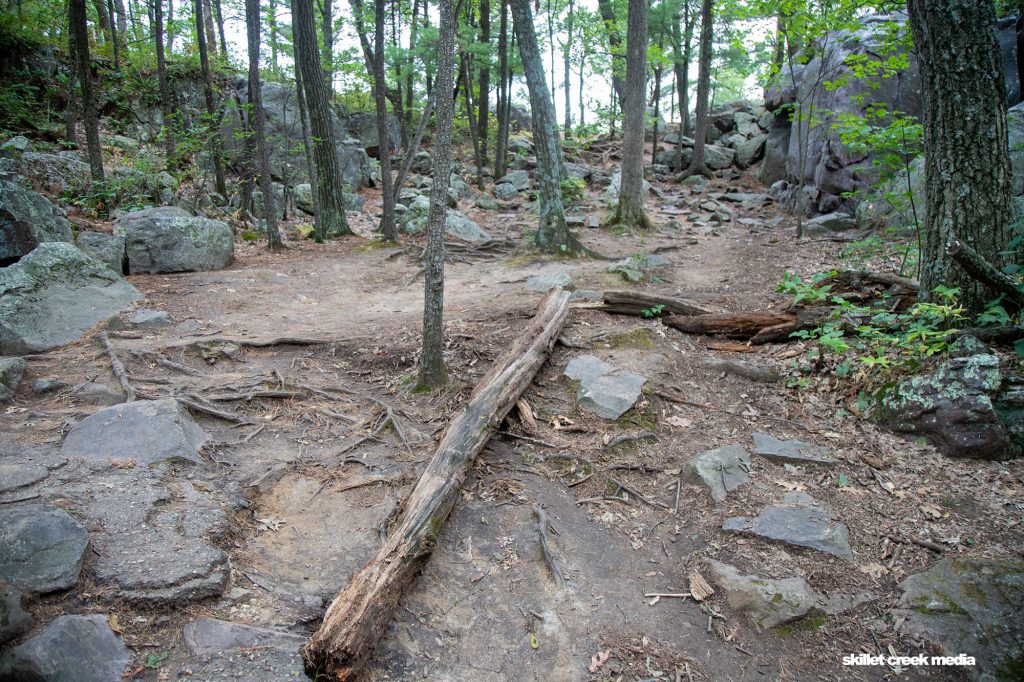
[595,0,624,103]
[305,288,571,679]
[194,0,227,197]
[70,0,104,182]
[908,0,1016,312]
[510,0,585,254]
[153,0,176,162]
[416,0,457,389]
[607,0,651,230]
[679,0,713,180]
[202,0,217,57]
[294,58,320,218]
[245,0,282,248]
[293,0,353,239]
[373,0,397,240]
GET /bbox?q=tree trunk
[194,0,227,197]
[373,0,397,240]
[293,0,353,239]
[908,0,1016,312]
[304,288,571,679]
[64,28,78,147]
[461,55,485,188]
[166,0,175,54]
[153,0,176,162]
[608,0,651,230]
[510,0,585,254]
[477,0,490,165]
[294,57,321,219]
[651,32,663,166]
[213,0,228,56]
[416,0,457,389]
[494,0,509,179]
[70,0,104,182]
[562,0,572,138]
[596,0,624,103]
[676,0,694,138]
[321,0,333,90]
[202,0,217,57]
[245,0,282,249]
[106,0,121,70]
[269,0,279,76]
[679,0,713,179]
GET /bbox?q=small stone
[475,194,499,210]
[706,560,817,628]
[684,444,752,502]
[73,382,125,405]
[126,307,173,328]
[565,215,585,225]
[180,618,306,678]
[723,492,852,558]
[751,433,837,467]
[0,614,130,681]
[565,355,647,420]
[0,357,26,402]
[0,504,89,594]
[32,378,65,394]
[61,398,209,466]
[803,212,857,236]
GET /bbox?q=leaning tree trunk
[608,0,651,230]
[293,0,353,239]
[194,0,227,197]
[510,0,585,254]
[679,0,713,180]
[70,0,104,182]
[245,0,282,249]
[416,0,457,390]
[908,0,1016,312]
[373,0,397,240]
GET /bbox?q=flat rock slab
[180,619,306,680]
[525,271,573,292]
[184,618,306,657]
[706,560,817,628]
[0,614,130,682]
[751,433,837,467]
[723,491,852,558]
[0,242,142,355]
[62,398,208,466]
[898,558,1024,679]
[564,355,647,420]
[0,463,49,494]
[684,444,752,501]
[0,504,88,593]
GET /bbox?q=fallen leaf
[773,479,807,492]
[665,416,692,429]
[859,563,888,579]
[529,633,539,649]
[588,650,611,674]
[108,614,123,634]
[920,504,942,520]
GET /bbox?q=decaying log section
[303,289,572,679]
[663,311,796,339]
[600,290,713,317]
[947,238,1024,307]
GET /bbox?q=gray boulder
[115,206,234,274]
[706,560,818,628]
[409,150,433,174]
[493,182,519,200]
[346,111,401,156]
[0,614,131,682]
[444,210,491,242]
[294,183,364,214]
[0,504,88,593]
[704,144,736,170]
[751,433,837,466]
[525,271,573,292]
[723,491,852,558]
[734,134,768,169]
[74,232,126,273]
[62,398,209,466]
[0,243,142,355]
[16,151,90,194]
[803,211,857,236]
[0,463,49,495]
[855,155,924,230]
[0,356,25,401]
[0,136,30,157]
[0,179,73,263]
[498,169,531,191]
[684,444,752,502]
[564,355,647,420]
[0,582,31,645]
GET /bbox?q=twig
[0,492,41,504]
[129,350,209,377]
[497,430,559,449]
[177,397,255,425]
[99,332,135,402]
[242,423,266,443]
[643,592,691,598]
[603,431,658,449]
[608,476,668,509]
[532,504,565,589]
[565,474,593,488]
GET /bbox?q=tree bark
[607,0,651,230]
[600,290,712,317]
[304,288,571,679]
[494,0,509,178]
[294,57,321,219]
[510,0,585,254]
[908,0,1016,312]
[213,0,228,56]
[416,0,457,389]
[562,0,573,138]
[153,0,176,162]
[293,0,353,238]
[70,0,104,182]
[596,0,624,103]
[679,0,713,179]
[373,0,397,240]
[477,0,491,164]
[194,0,227,197]
[665,311,798,339]
[321,0,333,90]
[679,0,694,138]
[245,0,283,248]
[64,28,78,147]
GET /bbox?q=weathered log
[303,289,572,679]
[822,269,920,294]
[600,290,713,317]
[663,311,796,339]
[947,238,1024,306]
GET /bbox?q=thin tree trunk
[153,0,176,162]
[213,0,228,56]
[194,0,227,197]
[477,0,490,165]
[652,30,663,166]
[596,0,624,102]
[64,28,78,146]
[678,0,694,138]
[70,0,104,181]
[679,0,713,179]
[373,0,397,240]
[494,0,509,178]
[246,0,283,248]
[293,0,352,238]
[908,0,1016,312]
[416,0,457,389]
[321,0,333,90]
[107,0,121,70]
[510,0,585,253]
[562,0,572,138]
[461,55,485,187]
[405,0,419,139]
[202,0,217,57]
[608,0,651,229]
[166,0,175,53]
[269,0,279,76]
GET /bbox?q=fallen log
[600,290,713,317]
[947,238,1024,307]
[303,289,572,679]
[663,311,796,339]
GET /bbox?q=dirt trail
[8,171,1016,682]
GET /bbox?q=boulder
[0,179,73,263]
[684,444,752,502]
[444,210,491,242]
[62,398,209,466]
[802,211,857,236]
[0,614,131,682]
[493,182,519,200]
[409,150,433,174]
[72,381,124,405]
[251,182,286,220]
[0,243,142,355]
[498,169,531,191]
[74,232,126,273]
[564,355,647,420]
[706,560,818,628]
[0,136,30,157]
[723,491,852,557]
[16,151,90,194]
[115,206,234,274]
[0,504,88,594]
[179,618,307,678]
[525,271,573,292]
[293,183,364,214]
[346,111,402,157]
[0,582,31,645]
[734,134,768,169]
[704,144,736,170]
[855,155,924,230]
[0,356,25,401]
